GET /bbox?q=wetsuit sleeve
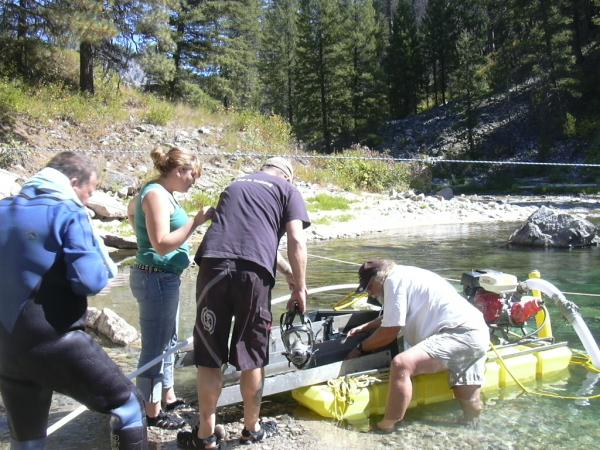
[62,208,109,296]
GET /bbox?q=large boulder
[90,307,138,346]
[87,190,128,219]
[508,206,600,248]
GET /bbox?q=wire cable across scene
[3,146,600,168]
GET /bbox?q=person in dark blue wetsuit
[0,152,148,450]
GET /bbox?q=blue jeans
[129,267,181,403]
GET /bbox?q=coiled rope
[327,373,386,421]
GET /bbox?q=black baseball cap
[356,260,387,293]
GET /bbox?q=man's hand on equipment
[287,287,307,313]
[346,324,366,337]
[345,347,362,360]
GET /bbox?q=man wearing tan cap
[178,157,310,449]
[346,260,489,433]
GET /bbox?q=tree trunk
[80,41,95,94]
[169,21,185,100]
[570,0,585,65]
[287,66,294,126]
[318,37,331,154]
[17,0,28,77]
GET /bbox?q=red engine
[510,298,543,325]
[473,288,542,326]
[474,290,504,324]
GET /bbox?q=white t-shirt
[381,265,486,348]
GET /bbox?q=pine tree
[134,0,178,95]
[386,0,422,118]
[510,0,579,148]
[421,0,458,105]
[347,0,386,144]
[259,0,300,125]
[177,0,261,109]
[451,29,487,155]
[295,0,352,152]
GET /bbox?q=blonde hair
[150,145,202,177]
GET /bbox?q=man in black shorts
[177,157,310,449]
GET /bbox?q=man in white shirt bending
[346,260,490,433]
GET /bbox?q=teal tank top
[134,183,190,274]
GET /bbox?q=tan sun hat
[262,156,294,181]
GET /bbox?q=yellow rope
[569,349,600,373]
[490,343,600,401]
[327,374,385,421]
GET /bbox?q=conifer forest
[1,0,599,155]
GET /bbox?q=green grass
[313,214,353,225]
[306,193,353,212]
[181,191,221,213]
[142,97,175,126]
[117,220,135,237]
[0,77,130,125]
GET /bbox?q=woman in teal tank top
[128,145,214,429]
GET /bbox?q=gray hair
[46,151,97,184]
[372,260,396,285]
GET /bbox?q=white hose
[272,283,358,305]
[524,278,600,369]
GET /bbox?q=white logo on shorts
[201,307,216,335]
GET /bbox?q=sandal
[239,420,278,445]
[164,398,190,412]
[177,426,222,449]
[146,410,186,429]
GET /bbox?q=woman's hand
[193,206,215,227]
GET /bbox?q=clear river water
[1,221,600,449]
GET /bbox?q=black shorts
[193,258,272,371]
[0,299,135,441]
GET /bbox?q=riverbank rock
[86,307,138,346]
[87,190,128,219]
[102,233,138,249]
[508,206,600,248]
[0,168,21,197]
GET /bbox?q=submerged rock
[508,206,600,248]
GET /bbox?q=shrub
[564,112,577,138]
[0,147,20,169]
[142,97,175,125]
[294,147,417,193]
[180,191,221,214]
[324,147,411,193]
[224,110,293,154]
[306,194,352,212]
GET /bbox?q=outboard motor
[280,307,316,369]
